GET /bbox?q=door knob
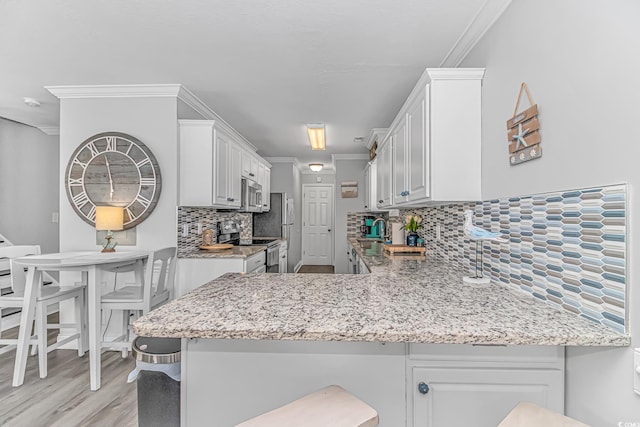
[418,382,429,394]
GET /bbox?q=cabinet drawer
[245,251,266,273]
[409,343,563,368]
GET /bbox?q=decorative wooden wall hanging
[507,83,542,165]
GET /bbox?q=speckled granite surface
[134,238,628,346]
[180,245,267,259]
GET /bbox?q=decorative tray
[383,244,426,254]
[199,244,234,251]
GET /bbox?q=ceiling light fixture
[307,123,325,150]
[23,97,41,107]
[309,163,323,172]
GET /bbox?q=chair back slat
[143,247,177,312]
[0,245,41,294]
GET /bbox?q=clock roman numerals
[87,142,100,157]
[136,194,151,208]
[105,136,117,152]
[73,158,87,169]
[66,132,161,229]
[72,191,90,207]
[125,206,137,222]
[136,158,150,168]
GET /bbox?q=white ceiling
[0,0,509,167]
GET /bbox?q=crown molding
[264,157,297,164]
[45,84,183,99]
[38,126,60,136]
[365,128,388,149]
[264,157,301,169]
[332,154,370,162]
[426,68,486,80]
[439,0,512,67]
[46,84,257,152]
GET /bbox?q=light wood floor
[297,265,335,274]
[0,315,137,427]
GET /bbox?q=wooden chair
[100,247,177,353]
[235,385,379,427]
[0,245,86,382]
[498,402,589,427]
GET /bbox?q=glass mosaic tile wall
[177,207,252,255]
[383,184,627,334]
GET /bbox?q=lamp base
[463,276,491,286]
[101,234,117,252]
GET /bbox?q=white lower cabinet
[407,344,564,427]
[177,251,266,297]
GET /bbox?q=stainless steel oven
[240,178,262,212]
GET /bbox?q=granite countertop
[134,238,629,346]
[180,245,267,259]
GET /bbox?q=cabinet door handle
[378,200,384,204]
[227,197,235,202]
[418,382,429,394]
[249,173,255,177]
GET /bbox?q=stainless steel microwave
[240,178,262,212]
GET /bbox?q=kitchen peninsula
[134,239,628,426]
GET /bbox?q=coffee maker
[361,216,381,239]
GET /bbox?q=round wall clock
[65,131,162,229]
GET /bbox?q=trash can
[128,337,181,427]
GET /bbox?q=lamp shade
[309,163,323,172]
[95,206,124,231]
[307,124,325,150]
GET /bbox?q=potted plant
[403,215,423,246]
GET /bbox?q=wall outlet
[196,222,203,235]
[51,212,59,223]
[436,224,442,240]
[182,223,189,237]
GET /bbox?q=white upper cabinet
[241,151,259,180]
[376,68,484,206]
[261,165,271,211]
[406,87,429,202]
[392,119,408,205]
[179,120,246,208]
[363,159,377,211]
[227,139,242,208]
[376,138,392,209]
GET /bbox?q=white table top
[13,250,149,268]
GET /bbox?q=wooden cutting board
[383,243,426,254]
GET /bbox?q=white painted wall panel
[462,0,640,423]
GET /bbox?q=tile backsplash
[350,184,628,334]
[177,207,252,255]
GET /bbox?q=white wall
[58,97,179,252]
[0,119,59,253]
[301,171,336,185]
[334,159,367,273]
[462,0,640,423]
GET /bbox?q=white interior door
[302,185,333,265]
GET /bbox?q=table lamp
[95,206,124,252]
